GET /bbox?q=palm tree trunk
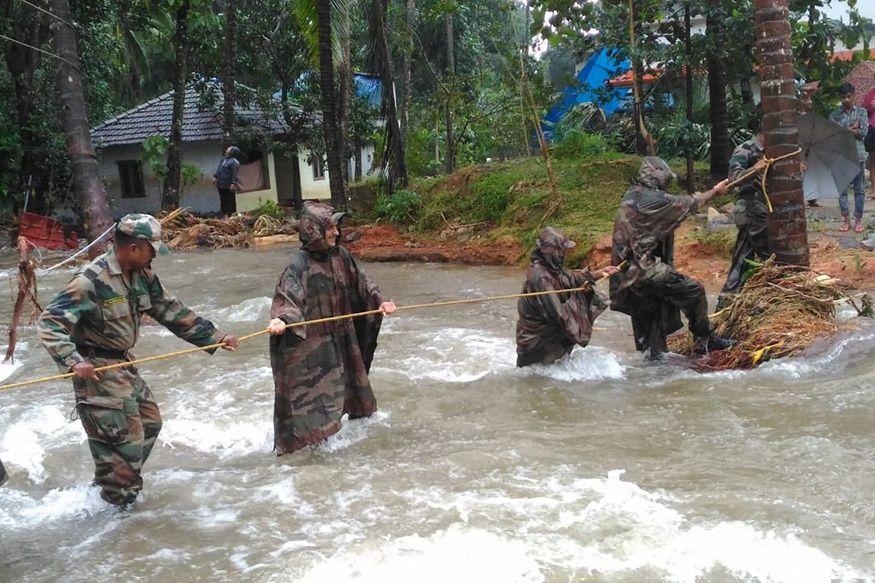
[706,1,730,179]
[754,0,808,266]
[51,0,112,254]
[371,0,408,191]
[338,4,352,186]
[683,3,694,193]
[163,0,190,210]
[444,10,455,173]
[222,0,238,149]
[315,0,347,208]
[400,0,414,142]
[627,0,655,156]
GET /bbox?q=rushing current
[0,247,873,582]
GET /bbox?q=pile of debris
[159,208,298,250]
[669,259,873,370]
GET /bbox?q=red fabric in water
[18,212,79,250]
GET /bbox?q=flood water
[1,247,874,582]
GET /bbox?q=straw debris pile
[159,208,297,250]
[669,259,873,370]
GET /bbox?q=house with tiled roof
[91,82,375,216]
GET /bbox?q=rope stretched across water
[725,147,802,213]
[0,265,622,393]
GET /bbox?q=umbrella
[798,113,861,201]
[844,61,875,107]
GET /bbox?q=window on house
[117,160,145,198]
[312,156,325,181]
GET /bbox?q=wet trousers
[73,363,162,506]
[629,270,711,357]
[721,203,770,298]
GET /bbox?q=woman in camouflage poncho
[516,227,618,367]
[267,202,395,454]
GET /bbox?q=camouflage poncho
[516,228,606,367]
[610,158,711,355]
[721,136,770,297]
[269,202,384,454]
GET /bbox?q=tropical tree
[754,0,808,266]
[51,0,113,250]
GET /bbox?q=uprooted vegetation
[668,259,873,370]
[159,208,297,250]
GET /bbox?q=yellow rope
[0,263,624,393]
[725,147,802,213]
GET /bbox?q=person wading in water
[516,227,619,367]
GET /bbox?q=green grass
[387,153,715,264]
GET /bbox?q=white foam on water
[523,346,625,382]
[315,411,391,454]
[0,404,81,483]
[142,548,193,562]
[0,360,23,384]
[0,483,106,529]
[390,328,515,383]
[158,416,273,458]
[213,296,272,323]
[293,524,543,583]
[399,469,868,582]
[0,340,29,382]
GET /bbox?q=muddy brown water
[1,247,874,582]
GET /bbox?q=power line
[0,33,80,70]
[18,0,78,29]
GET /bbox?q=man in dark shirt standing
[212,145,241,216]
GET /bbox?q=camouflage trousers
[73,361,162,506]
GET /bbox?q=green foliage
[411,154,638,261]
[140,135,199,192]
[141,136,170,180]
[552,131,608,160]
[254,198,285,220]
[375,189,422,223]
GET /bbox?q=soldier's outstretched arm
[37,275,96,371]
[144,271,230,351]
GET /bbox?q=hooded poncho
[516,227,607,367]
[269,202,384,454]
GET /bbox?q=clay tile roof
[91,81,291,147]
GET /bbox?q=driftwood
[4,237,41,363]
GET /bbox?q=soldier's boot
[694,334,735,354]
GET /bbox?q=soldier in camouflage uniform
[719,130,770,303]
[610,157,732,358]
[37,214,239,507]
[267,202,396,455]
[516,227,619,367]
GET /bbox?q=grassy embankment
[379,153,720,265]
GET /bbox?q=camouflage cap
[115,213,170,255]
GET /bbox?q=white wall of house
[98,141,278,215]
[97,140,374,214]
[297,149,331,200]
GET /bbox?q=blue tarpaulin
[542,48,631,141]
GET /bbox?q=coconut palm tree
[753,0,808,266]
